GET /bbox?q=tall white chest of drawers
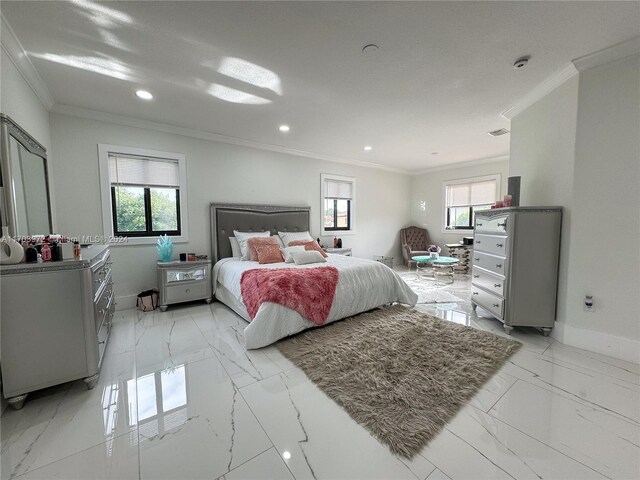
[471,207,562,335]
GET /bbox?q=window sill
[108,234,189,246]
[440,229,473,235]
[321,229,356,236]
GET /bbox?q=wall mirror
[0,114,53,237]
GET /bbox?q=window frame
[320,173,356,235]
[98,144,189,245]
[441,174,501,234]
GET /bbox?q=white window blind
[324,179,353,199]
[109,154,180,188]
[446,179,496,207]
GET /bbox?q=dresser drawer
[475,215,509,234]
[474,234,508,257]
[472,250,507,276]
[471,287,504,319]
[94,281,114,332]
[165,281,209,303]
[471,267,505,297]
[92,251,112,299]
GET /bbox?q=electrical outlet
[584,295,595,312]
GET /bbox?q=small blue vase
[157,235,174,262]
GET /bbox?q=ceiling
[2,1,639,173]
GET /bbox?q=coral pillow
[255,244,284,264]
[247,237,277,261]
[288,240,328,257]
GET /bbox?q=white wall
[410,159,509,250]
[0,49,51,150]
[566,54,639,349]
[509,75,579,341]
[509,55,640,363]
[50,113,412,306]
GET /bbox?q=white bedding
[213,254,418,349]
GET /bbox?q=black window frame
[323,198,351,232]
[445,204,492,230]
[111,185,181,238]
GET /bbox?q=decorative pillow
[255,244,284,264]
[229,237,242,258]
[247,237,278,261]
[290,250,327,265]
[281,245,306,263]
[234,230,270,260]
[278,231,313,247]
[288,240,328,257]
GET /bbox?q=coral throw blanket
[241,267,339,325]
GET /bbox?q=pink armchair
[400,226,432,266]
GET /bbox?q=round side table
[412,255,460,285]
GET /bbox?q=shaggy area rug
[397,272,466,304]
[276,305,521,459]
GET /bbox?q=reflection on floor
[1,272,639,480]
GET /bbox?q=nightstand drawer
[165,282,209,303]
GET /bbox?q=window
[442,175,500,231]
[99,145,188,244]
[321,174,355,234]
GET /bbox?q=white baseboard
[115,294,138,311]
[552,322,640,364]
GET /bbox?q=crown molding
[501,63,578,120]
[1,14,55,110]
[572,36,640,72]
[411,154,509,176]
[52,104,412,175]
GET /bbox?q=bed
[210,203,417,348]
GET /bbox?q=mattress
[213,254,418,348]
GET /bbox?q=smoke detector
[488,128,510,137]
[513,56,530,69]
[362,44,380,55]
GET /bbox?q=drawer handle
[496,243,503,247]
[493,303,500,308]
[186,289,190,293]
[474,257,480,261]
[477,222,483,227]
[497,222,506,227]
[473,274,479,278]
[472,292,479,295]
[476,240,481,244]
[99,340,106,345]
[494,283,501,288]
[94,279,101,284]
[496,264,502,268]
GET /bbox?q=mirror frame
[0,114,53,237]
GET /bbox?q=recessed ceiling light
[135,89,153,100]
[279,124,290,132]
[363,145,372,151]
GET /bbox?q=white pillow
[278,231,314,247]
[281,245,306,263]
[290,250,327,265]
[233,230,270,260]
[273,235,285,248]
[229,237,241,258]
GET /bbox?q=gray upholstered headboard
[210,203,311,263]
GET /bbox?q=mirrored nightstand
[157,260,212,311]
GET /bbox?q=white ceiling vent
[488,128,510,137]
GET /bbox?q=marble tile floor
[2,274,639,480]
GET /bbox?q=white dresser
[471,207,562,335]
[0,245,114,409]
